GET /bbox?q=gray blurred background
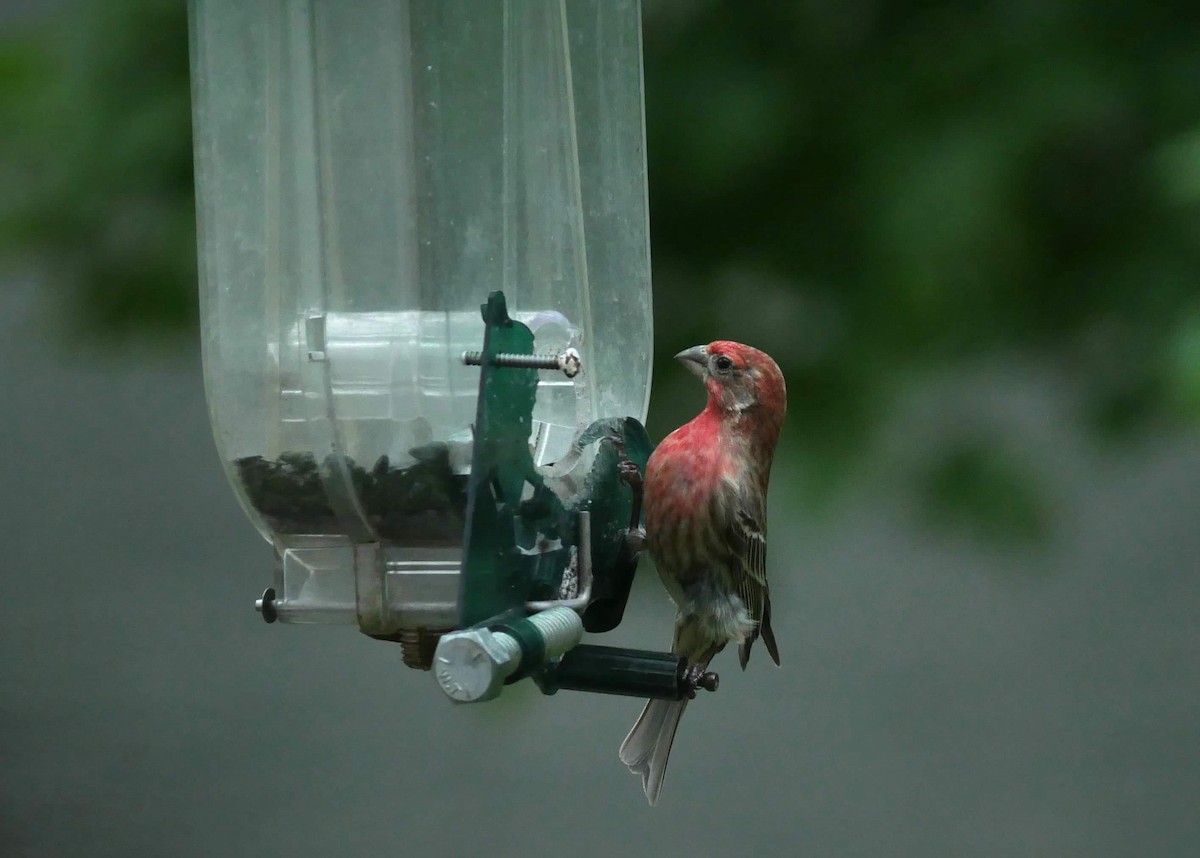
[3,1,1200,856]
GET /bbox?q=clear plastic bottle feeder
[189,0,652,652]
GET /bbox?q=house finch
[619,341,787,805]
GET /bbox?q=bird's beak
[674,345,709,378]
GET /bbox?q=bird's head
[675,341,787,431]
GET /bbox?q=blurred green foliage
[920,441,1050,544]
[2,0,1199,539]
[1,1,196,340]
[641,2,1200,537]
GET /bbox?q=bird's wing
[729,504,780,668]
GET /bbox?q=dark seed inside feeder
[235,442,468,545]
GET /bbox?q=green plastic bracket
[457,292,655,628]
[456,292,663,683]
[490,613,547,684]
[457,292,552,627]
[576,417,653,633]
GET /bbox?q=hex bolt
[461,348,582,378]
[433,629,522,703]
[433,607,584,703]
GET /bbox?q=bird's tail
[620,621,716,805]
[619,697,687,806]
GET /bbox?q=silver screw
[461,348,582,378]
[432,607,584,703]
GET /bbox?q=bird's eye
[713,354,734,372]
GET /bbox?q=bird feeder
[189,0,717,703]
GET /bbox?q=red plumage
[620,341,787,805]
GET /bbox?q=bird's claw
[617,458,643,491]
[683,663,719,699]
[623,526,646,555]
[616,457,645,532]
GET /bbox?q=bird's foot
[683,663,720,699]
[616,457,645,532]
[617,457,643,491]
[623,526,646,555]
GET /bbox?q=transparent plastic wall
[189,0,652,570]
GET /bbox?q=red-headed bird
[619,341,787,805]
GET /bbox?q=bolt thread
[527,607,584,659]
[462,350,563,370]
[489,631,524,673]
[399,629,425,669]
[498,352,560,369]
[397,629,449,670]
